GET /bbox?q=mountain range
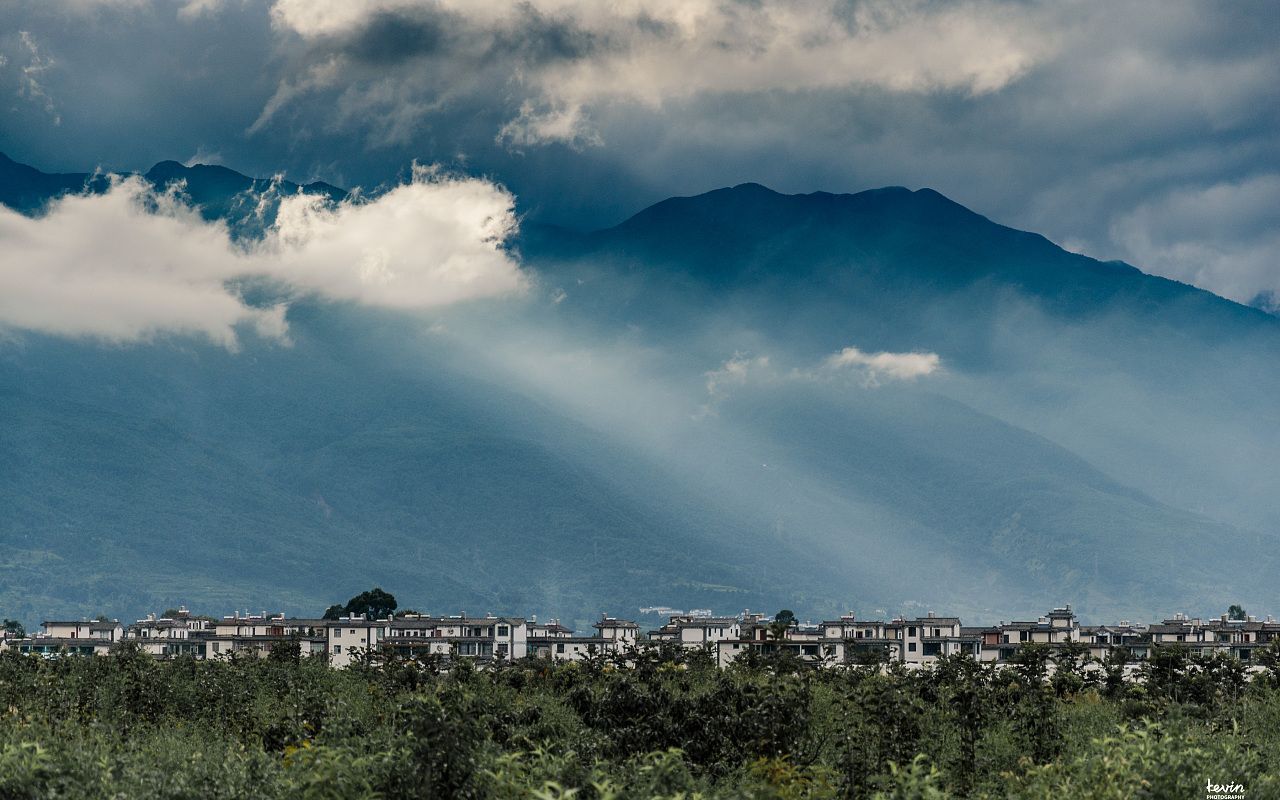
[2,153,1277,629]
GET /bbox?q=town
[4,600,1276,672]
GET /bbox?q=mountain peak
[725,181,780,195]
[599,181,992,259]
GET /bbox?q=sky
[1,0,1278,306]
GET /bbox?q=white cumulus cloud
[825,346,941,385]
[0,166,524,348]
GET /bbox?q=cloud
[697,352,772,417]
[177,0,245,20]
[266,164,523,308]
[1109,174,1280,305]
[183,146,224,167]
[705,352,771,397]
[260,0,1052,146]
[698,345,939,414]
[16,31,59,125]
[2,0,1278,308]
[825,346,941,385]
[0,166,524,348]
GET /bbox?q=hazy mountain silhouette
[0,152,110,211]
[2,155,1276,625]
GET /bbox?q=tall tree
[322,604,346,620]
[323,588,398,620]
[769,609,797,641]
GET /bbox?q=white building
[527,616,640,662]
[325,614,387,668]
[979,606,1081,662]
[381,614,528,661]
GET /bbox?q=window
[333,645,341,654]
[497,625,509,637]
[908,626,916,637]
[908,642,917,652]
[556,643,565,654]
[212,642,220,653]
[349,629,356,635]
[334,628,342,638]
[1019,631,1029,642]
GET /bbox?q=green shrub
[0,648,1277,798]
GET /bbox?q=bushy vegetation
[1,642,1279,798]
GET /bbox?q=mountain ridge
[1,153,1276,625]
[3,150,1269,326]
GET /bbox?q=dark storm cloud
[304,4,606,70]
[0,0,1276,303]
[339,10,453,66]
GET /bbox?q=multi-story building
[714,615,840,667]
[980,606,1080,662]
[126,609,215,658]
[527,618,574,639]
[324,614,387,668]
[381,614,528,661]
[527,615,640,662]
[648,614,747,648]
[207,613,328,659]
[41,619,124,643]
[1078,622,1150,661]
[10,618,121,657]
[899,613,979,664]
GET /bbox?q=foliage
[770,610,798,642]
[323,587,398,620]
[0,646,1278,798]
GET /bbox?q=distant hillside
[0,153,344,233]
[523,182,1280,536]
[0,152,109,212]
[2,155,1277,625]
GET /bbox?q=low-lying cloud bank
[0,166,523,347]
[698,345,941,414]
